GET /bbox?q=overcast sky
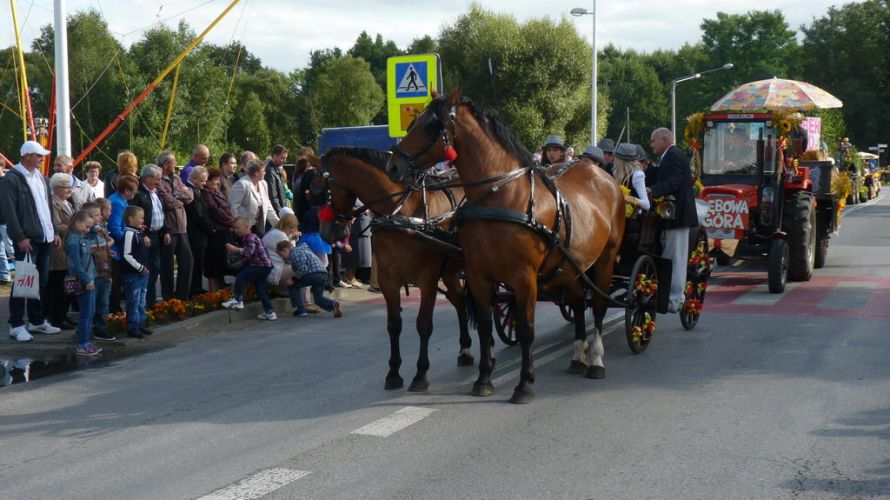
[2,0,851,73]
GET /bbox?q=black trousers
[190,245,206,297]
[160,233,193,301]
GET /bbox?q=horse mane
[323,146,390,171]
[432,96,534,168]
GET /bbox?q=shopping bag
[12,253,40,300]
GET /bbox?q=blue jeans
[0,225,10,281]
[9,242,51,328]
[234,265,273,313]
[288,272,335,312]
[76,288,96,346]
[92,276,111,334]
[123,273,149,332]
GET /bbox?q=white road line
[732,283,797,305]
[842,194,884,214]
[198,468,310,500]
[351,406,436,437]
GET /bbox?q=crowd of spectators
[1,141,374,355]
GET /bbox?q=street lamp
[571,3,596,144]
[671,63,734,143]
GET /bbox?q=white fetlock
[586,329,605,369]
[572,339,589,364]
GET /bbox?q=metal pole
[591,0,597,144]
[626,106,630,143]
[671,80,677,143]
[54,0,72,156]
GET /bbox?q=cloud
[1,0,847,73]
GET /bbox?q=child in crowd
[277,240,342,318]
[81,200,116,341]
[121,206,152,339]
[66,210,102,356]
[223,217,277,320]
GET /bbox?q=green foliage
[312,55,384,128]
[599,45,669,148]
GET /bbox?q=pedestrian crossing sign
[387,53,442,137]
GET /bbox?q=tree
[438,5,596,149]
[312,55,384,128]
[598,45,669,146]
[801,0,889,149]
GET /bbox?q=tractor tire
[783,191,815,282]
[715,251,731,266]
[814,235,828,269]
[768,239,789,293]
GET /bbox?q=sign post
[387,54,442,138]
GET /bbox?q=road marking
[842,194,883,214]
[732,283,797,305]
[819,281,877,310]
[352,406,436,437]
[198,468,310,500]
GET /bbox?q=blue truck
[317,125,398,153]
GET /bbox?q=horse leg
[382,282,404,390]
[565,284,589,375]
[586,258,617,380]
[443,271,475,367]
[468,276,495,397]
[408,281,437,392]
[510,276,537,404]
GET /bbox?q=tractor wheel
[768,239,789,293]
[715,251,731,266]
[784,191,815,282]
[814,235,829,269]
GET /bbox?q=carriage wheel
[681,229,712,330]
[557,300,575,323]
[492,283,518,346]
[625,255,658,354]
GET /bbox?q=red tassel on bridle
[443,145,458,161]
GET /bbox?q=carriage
[492,208,713,353]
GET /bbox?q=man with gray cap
[0,141,62,341]
[596,138,615,174]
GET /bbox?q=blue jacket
[66,231,97,286]
[107,192,129,261]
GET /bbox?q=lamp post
[671,63,733,143]
[571,3,596,144]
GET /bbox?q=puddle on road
[1,354,85,388]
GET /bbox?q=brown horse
[309,147,473,392]
[386,89,625,403]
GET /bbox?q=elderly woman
[48,172,76,330]
[262,213,300,286]
[185,166,212,297]
[203,168,236,290]
[105,150,139,198]
[83,161,105,200]
[228,159,279,236]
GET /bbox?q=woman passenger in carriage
[577,145,606,169]
[540,135,568,166]
[612,143,651,212]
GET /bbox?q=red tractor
[693,112,840,293]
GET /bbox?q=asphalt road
[1,194,888,500]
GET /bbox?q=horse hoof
[471,381,494,397]
[509,386,535,404]
[457,353,475,367]
[384,375,404,390]
[566,360,588,375]
[586,366,606,380]
[408,378,429,392]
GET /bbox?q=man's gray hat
[634,144,648,162]
[580,146,605,165]
[614,143,639,161]
[543,135,566,150]
[596,138,615,153]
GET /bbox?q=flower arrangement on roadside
[105,288,234,334]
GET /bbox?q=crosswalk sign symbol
[395,62,428,98]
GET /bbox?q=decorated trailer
[686,78,844,293]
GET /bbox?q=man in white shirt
[0,141,63,341]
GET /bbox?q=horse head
[386,85,463,183]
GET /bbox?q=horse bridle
[389,99,457,171]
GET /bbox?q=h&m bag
[11,252,40,300]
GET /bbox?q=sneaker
[222,298,244,310]
[332,301,343,318]
[139,326,154,336]
[87,343,103,354]
[93,331,117,341]
[367,286,382,294]
[126,330,145,339]
[8,325,33,342]
[292,308,309,317]
[257,311,278,321]
[27,321,61,334]
[75,344,101,357]
[304,304,321,314]
[347,278,363,287]
[333,280,352,289]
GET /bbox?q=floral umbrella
[710,77,843,111]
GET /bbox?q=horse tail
[464,283,478,330]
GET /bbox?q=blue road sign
[394,61,428,98]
